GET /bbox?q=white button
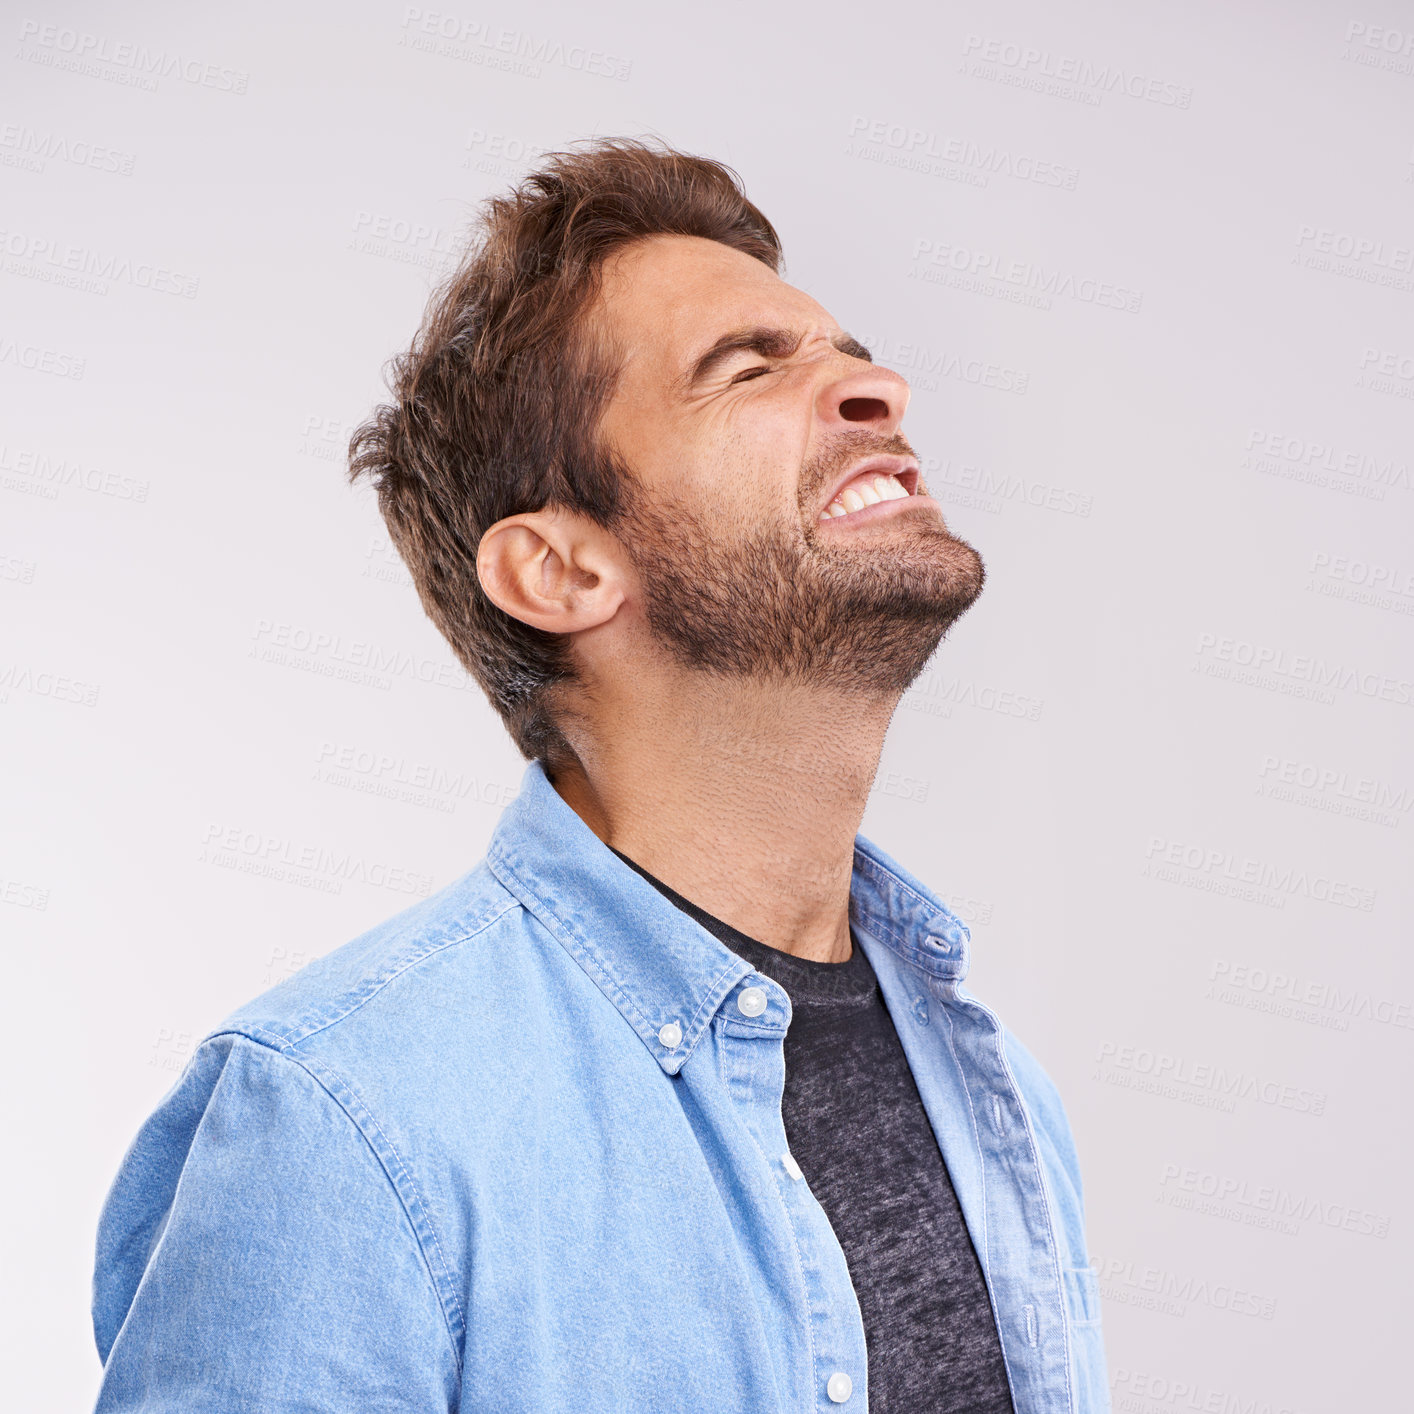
[781,1152,804,1181]
[657,1021,682,1049]
[827,1371,853,1403]
[737,985,768,1017]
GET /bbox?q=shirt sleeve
[92,1033,460,1412]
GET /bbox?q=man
[92,139,1108,1412]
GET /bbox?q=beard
[618,429,985,696]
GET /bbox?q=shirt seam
[937,1000,992,1270]
[234,895,519,1050]
[851,852,969,975]
[491,846,657,1037]
[490,843,747,1067]
[849,871,920,954]
[939,992,1075,1412]
[990,1023,1078,1413]
[934,997,1042,1412]
[208,1030,469,1373]
[719,1016,789,1037]
[853,849,951,921]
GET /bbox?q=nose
[816,358,910,434]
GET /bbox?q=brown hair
[347,137,782,768]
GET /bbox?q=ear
[476,505,627,635]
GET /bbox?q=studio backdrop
[3,1,1411,1408]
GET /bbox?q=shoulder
[210,859,528,1056]
[98,863,547,1361]
[198,857,631,1125]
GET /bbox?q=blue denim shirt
[93,760,1108,1412]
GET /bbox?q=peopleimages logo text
[911,239,1143,311]
[846,117,1080,189]
[960,35,1193,107]
[1158,1163,1390,1238]
[1194,632,1414,706]
[1244,429,1410,493]
[1145,837,1376,911]
[1096,1042,1327,1116]
[1210,959,1414,1033]
[0,227,199,297]
[16,20,249,92]
[1259,755,1412,813]
[199,824,433,896]
[397,8,631,79]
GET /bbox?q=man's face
[590,234,984,695]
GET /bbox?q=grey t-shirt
[612,848,1016,1414]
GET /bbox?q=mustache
[798,429,919,512]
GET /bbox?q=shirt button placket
[726,976,866,1412]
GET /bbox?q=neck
[549,673,898,963]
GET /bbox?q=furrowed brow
[677,327,874,395]
[679,326,803,393]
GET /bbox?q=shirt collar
[486,759,975,1075]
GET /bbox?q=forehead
[591,233,835,367]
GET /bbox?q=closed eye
[731,366,771,383]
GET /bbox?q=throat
[554,683,892,961]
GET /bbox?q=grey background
[3,1,1411,1408]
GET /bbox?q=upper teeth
[821,473,911,519]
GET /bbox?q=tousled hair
[347,137,781,767]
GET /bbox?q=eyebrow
[678,326,873,393]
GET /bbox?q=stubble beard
[619,431,986,697]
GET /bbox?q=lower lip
[817,493,943,529]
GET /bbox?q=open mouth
[818,457,923,523]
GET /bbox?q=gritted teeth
[819,472,912,520]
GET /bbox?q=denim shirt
[92,760,1109,1413]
